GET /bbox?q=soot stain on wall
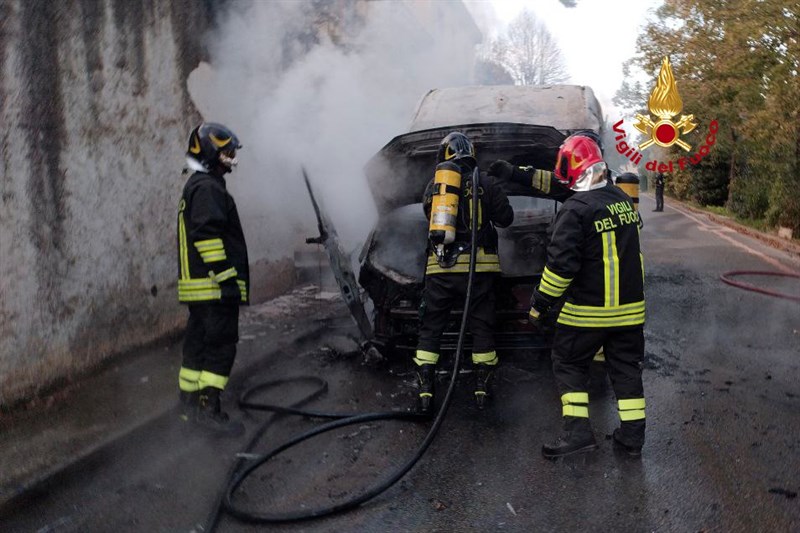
[169,0,213,115]
[78,0,105,112]
[0,2,11,204]
[2,0,229,406]
[18,1,69,315]
[111,0,147,96]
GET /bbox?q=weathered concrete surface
[0,0,299,408]
[0,285,340,507]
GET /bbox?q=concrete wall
[0,0,292,408]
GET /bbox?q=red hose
[720,270,800,302]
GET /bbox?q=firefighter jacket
[177,171,249,304]
[423,171,514,275]
[510,166,573,202]
[532,182,644,329]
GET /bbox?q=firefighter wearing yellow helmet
[176,122,248,437]
[415,132,514,414]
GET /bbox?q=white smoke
[188,1,483,261]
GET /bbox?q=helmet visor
[218,149,238,169]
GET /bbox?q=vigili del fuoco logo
[612,56,719,173]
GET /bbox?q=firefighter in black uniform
[489,131,621,374]
[491,134,646,458]
[653,173,665,211]
[176,123,248,437]
[415,132,514,414]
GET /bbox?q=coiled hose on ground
[203,168,482,529]
[720,270,800,302]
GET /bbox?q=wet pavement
[1,194,799,532]
[0,287,345,509]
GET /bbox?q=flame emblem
[634,56,697,152]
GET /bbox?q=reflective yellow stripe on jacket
[195,238,227,263]
[177,278,248,303]
[425,247,501,275]
[602,231,620,307]
[539,266,572,298]
[178,201,190,280]
[557,300,645,328]
[178,206,247,304]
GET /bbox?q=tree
[621,0,799,229]
[483,9,569,86]
[612,62,648,115]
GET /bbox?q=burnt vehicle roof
[407,85,603,132]
[365,85,603,214]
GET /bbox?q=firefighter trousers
[180,303,240,393]
[551,326,645,445]
[417,272,497,357]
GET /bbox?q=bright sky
[467,0,664,119]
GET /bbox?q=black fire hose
[204,168,481,528]
[720,270,800,302]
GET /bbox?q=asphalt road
[2,193,799,532]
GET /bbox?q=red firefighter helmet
[554,134,605,190]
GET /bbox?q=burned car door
[302,168,373,341]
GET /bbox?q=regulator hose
[205,167,482,528]
[720,270,800,302]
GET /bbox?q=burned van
[308,85,604,357]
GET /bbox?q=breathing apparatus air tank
[616,173,640,212]
[429,161,462,256]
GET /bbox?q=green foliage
[691,164,729,206]
[666,169,692,200]
[703,205,728,216]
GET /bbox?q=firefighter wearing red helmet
[176,122,248,437]
[493,133,646,458]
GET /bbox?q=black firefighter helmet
[437,131,476,169]
[186,122,243,174]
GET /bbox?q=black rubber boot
[178,390,199,423]
[416,364,436,416]
[474,364,495,410]
[542,417,598,459]
[612,420,645,457]
[196,387,245,437]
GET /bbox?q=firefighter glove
[529,286,556,326]
[219,279,240,303]
[488,160,514,182]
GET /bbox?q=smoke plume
[188,1,481,261]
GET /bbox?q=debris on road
[768,488,797,499]
[430,498,448,511]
